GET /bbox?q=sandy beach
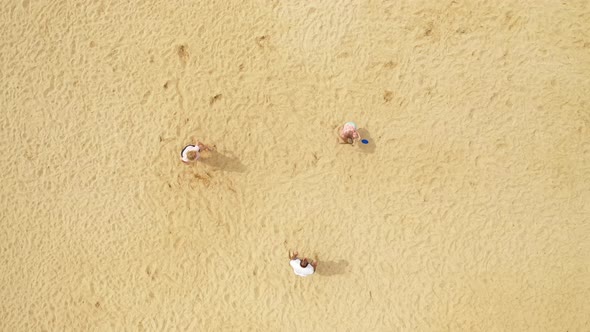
[1,0,589,330]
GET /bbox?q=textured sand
[1,0,590,331]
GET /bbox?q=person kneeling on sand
[338,121,361,145]
[180,140,215,164]
[289,251,318,277]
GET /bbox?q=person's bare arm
[338,131,355,145]
[289,251,298,260]
[197,142,215,151]
[336,126,346,144]
[311,260,318,269]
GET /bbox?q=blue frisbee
[361,139,369,144]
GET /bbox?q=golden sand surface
[1,0,589,330]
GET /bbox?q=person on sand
[289,251,318,277]
[180,141,215,164]
[338,121,361,145]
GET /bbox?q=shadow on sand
[357,128,376,154]
[316,260,349,276]
[202,150,246,173]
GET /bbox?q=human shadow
[201,150,247,173]
[316,260,349,276]
[357,128,376,154]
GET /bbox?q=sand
[1,0,589,330]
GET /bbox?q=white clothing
[181,145,200,162]
[290,259,315,277]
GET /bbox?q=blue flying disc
[361,139,369,144]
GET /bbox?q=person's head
[186,150,199,161]
[300,258,309,268]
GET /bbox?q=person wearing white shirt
[289,251,318,277]
[180,140,215,164]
